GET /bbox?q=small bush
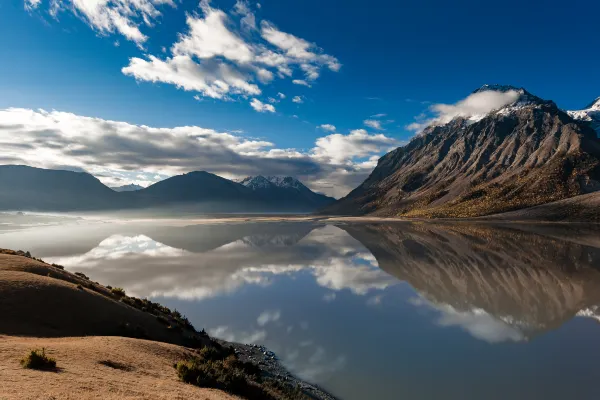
[175,348,308,400]
[111,287,126,297]
[20,348,56,370]
[51,263,64,270]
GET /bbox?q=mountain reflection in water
[4,220,600,400]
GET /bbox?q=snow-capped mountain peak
[567,96,600,135]
[238,175,274,190]
[265,176,306,190]
[585,96,600,110]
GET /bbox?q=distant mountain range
[0,166,334,213]
[237,175,335,210]
[324,85,600,219]
[111,184,144,192]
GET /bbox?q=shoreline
[0,248,337,400]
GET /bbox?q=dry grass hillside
[0,250,329,400]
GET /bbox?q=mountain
[0,165,127,211]
[237,175,335,211]
[568,97,600,135]
[0,166,330,213]
[324,85,600,218]
[111,184,144,192]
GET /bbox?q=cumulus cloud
[277,92,286,99]
[319,124,336,132]
[0,107,398,197]
[292,96,304,104]
[363,119,384,130]
[250,98,275,113]
[118,1,339,100]
[123,55,261,99]
[28,1,340,100]
[406,89,521,133]
[26,0,175,45]
[312,129,397,165]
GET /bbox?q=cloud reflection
[44,224,398,301]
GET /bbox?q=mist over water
[3,214,600,400]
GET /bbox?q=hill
[324,85,600,218]
[0,165,127,211]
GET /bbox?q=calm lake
[3,215,600,400]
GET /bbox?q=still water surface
[2,217,600,400]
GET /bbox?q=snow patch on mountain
[568,97,600,135]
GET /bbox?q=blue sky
[0,0,598,196]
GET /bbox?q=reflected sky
[3,219,600,400]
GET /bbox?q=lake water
[2,216,600,400]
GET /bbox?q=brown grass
[0,335,239,400]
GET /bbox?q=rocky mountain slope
[238,175,335,211]
[324,86,600,218]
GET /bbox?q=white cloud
[319,124,336,132]
[363,119,384,130]
[292,79,311,87]
[261,21,341,75]
[312,129,397,165]
[123,55,261,99]
[81,1,336,101]
[277,92,286,99]
[407,89,521,132]
[250,98,275,113]
[370,113,386,118]
[28,1,340,101]
[292,96,304,104]
[233,0,256,31]
[257,310,281,326]
[27,0,175,45]
[0,107,398,197]
[172,10,254,63]
[24,0,42,10]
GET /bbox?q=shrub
[111,287,126,297]
[20,348,56,370]
[175,348,308,400]
[51,263,64,270]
